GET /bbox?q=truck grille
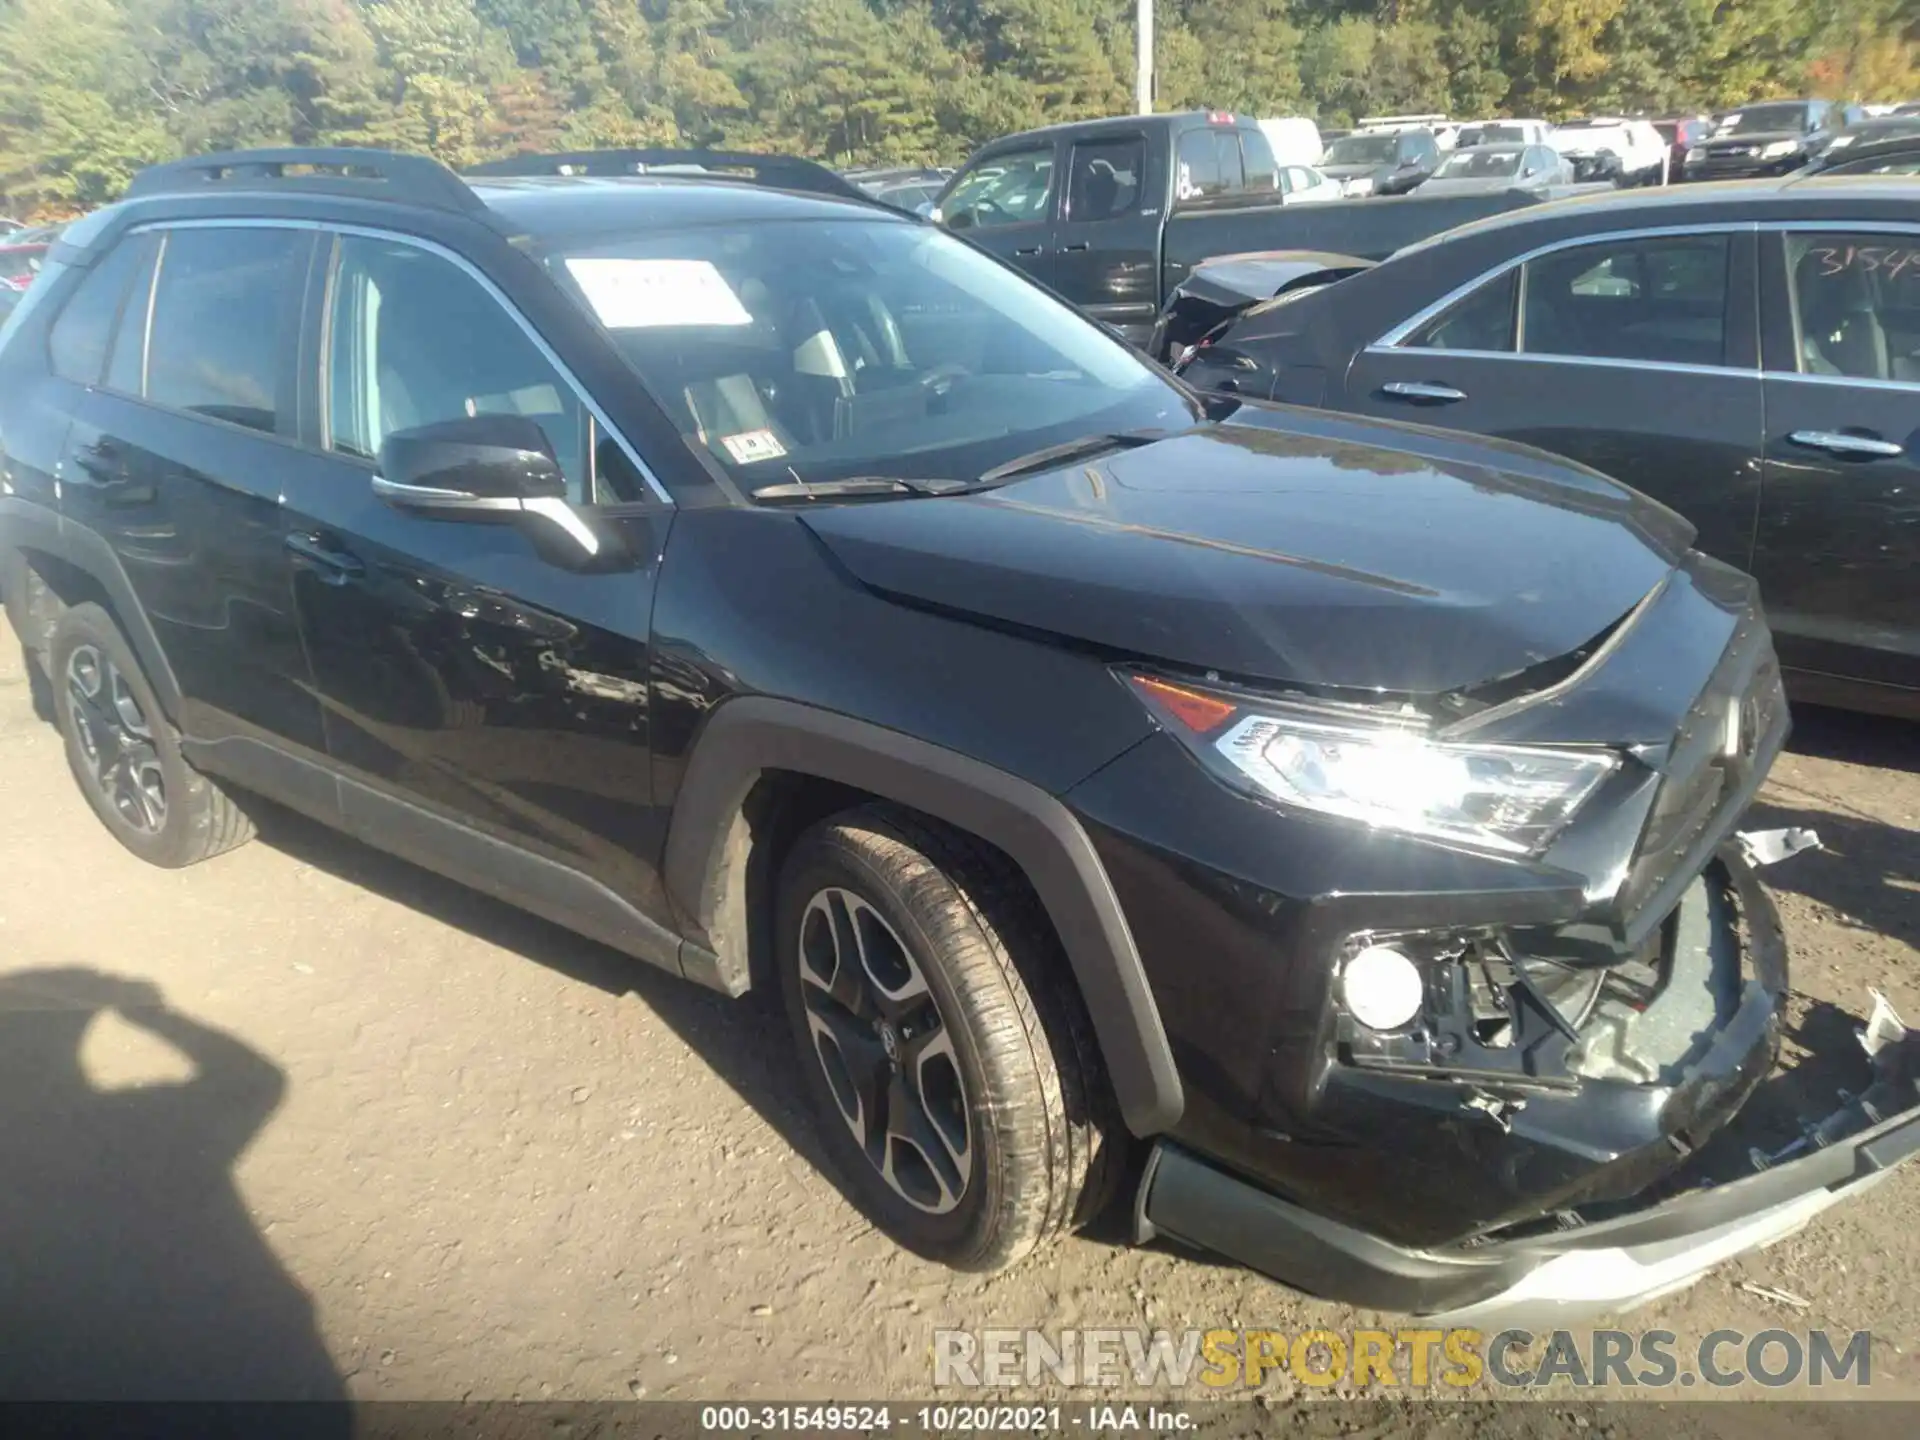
[1614,616,1786,941]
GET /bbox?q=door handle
[1788,429,1904,459]
[285,531,365,584]
[1013,245,1046,257]
[1381,380,1468,403]
[1063,241,1091,252]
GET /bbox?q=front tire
[49,603,254,868]
[776,804,1121,1271]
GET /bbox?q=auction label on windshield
[720,429,787,464]
[564,257,753,329]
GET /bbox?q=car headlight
[1686,146,1707,162]
[1127,673,1618,856]
[1761,139,1801,159]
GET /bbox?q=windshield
[548,218,1192,493]
[1718,104,1810,135]
[1323,134,1397,166]
[1436,149,1522,179]
[1459,125,1526,147]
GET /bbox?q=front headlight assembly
[1127,673,1618,858]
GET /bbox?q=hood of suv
[799,412,1692,696]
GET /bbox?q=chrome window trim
[1373,220,1757,362]
[126,216,673,507]
[1358,346,1754,381]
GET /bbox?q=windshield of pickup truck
[1717,104,1811,135]
[1322,134,1398,166]
[550,217,1193,493]
[1436,148,1523,178]
[1458,125,1527,147]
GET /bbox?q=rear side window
[146,227,307,434]
[1176,129,1243,202]
[1521,234,1729,366]
[1240,130,1280,193]
[47,238,147,384]
[1065,137,1147,223]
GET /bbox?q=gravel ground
[0,639,1914,1407]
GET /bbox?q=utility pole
[1136,0,1153,115]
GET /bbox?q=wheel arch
[663,695,1183,1137]
[1,505,183,722]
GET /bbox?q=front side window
[1405,269,1518,352]
[1066,137,1146,223]
[549,218,1191,494]
[1520,234,1730,366]
[145,227,305,434]
[325,236,600,503]
[47,236,147,385]
[1785,233,1920,382]
[941,148,1054,230]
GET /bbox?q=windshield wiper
[972,428,1168,487]
[748,475,968,503]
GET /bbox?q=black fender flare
[662,696,1183,1137]
[0,497,185,722]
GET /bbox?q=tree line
[2,0,1917,216]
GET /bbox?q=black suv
[3,148,1916,1325]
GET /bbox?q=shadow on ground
[0,967,345,1406]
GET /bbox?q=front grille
[1614,615,1785,941]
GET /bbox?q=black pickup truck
[931,111,1553,344]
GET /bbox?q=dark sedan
[1171,177,1920,720]
[1681,100,1836,180]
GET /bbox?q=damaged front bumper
[1137,954,1920,1327]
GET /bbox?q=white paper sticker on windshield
[564,257,753,329]
[720,429,787,464]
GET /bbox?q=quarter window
[325,236,601,503]
[1785,233,1920,381]
[1520,234,1729,366]
[1066,137,1146,223]
[47,237,149,386]
[145,227,306,433]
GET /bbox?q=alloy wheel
[65,645,168,834]
[797,886,973,1214]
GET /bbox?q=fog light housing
[1341,945,1425,1032]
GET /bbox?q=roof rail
[125,147,485,215]
[463,149,872,204]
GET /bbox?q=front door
[280,230,676,923]
[937,142,1061,291]
[1343,227,1767,570]
[1753,229,1920,708]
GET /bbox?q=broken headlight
[1127,673,1618,857]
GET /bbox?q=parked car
[0,224,59,293]
[1454,120,1552,149]
[1415,143,1570,197]
[1653,116,1715,179]
[1317,126,1443,196]
[932,112,1540,345]
[1681,100,1836,180]
[1256,115,1323,169]
[1812,114,1920,166]
[1274,164,1340,204]
[1805,133,1920,177]
[6,145,1914,1324]
[1148,249,1374,365]
[1551,117,1670,186]
[1171,178,1920,719]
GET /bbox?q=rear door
[1751,227,1920,708]
[55,223,333,781]
[1341,226,1766,569]
[1050,131,1159,342]
[937,141,1062,290]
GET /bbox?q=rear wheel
[49,603,254,868]
[776,804,1121,1271]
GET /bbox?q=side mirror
[372,414,611,564]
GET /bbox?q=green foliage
[2,0,1916,215]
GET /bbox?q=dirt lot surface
[1,638,1915,1411]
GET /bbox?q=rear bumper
[1137,1088,1920,1325]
